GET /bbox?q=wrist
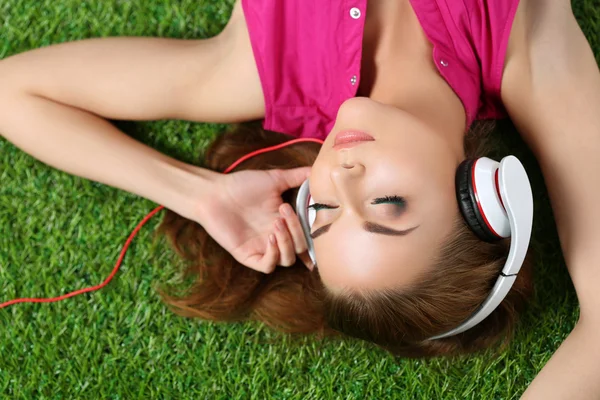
[154,158,219,222]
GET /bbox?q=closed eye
[371,195,406,207]
[307,203,338,211]
[308,195,409,238]
[308,195,406,211]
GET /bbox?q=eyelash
[308,195,406,210]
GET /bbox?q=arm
[0,2,264,222]
[0,4,311,273]
[501,1,600,397]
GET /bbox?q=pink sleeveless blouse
[241,0,521,140]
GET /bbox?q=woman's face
[309,97,463,291]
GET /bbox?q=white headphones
[295,156,533,340]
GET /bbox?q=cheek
[420,179,459,231]
[369,152,456,215]
[377,140,455,187]
[369,153,422,191]
[309,154,331,195]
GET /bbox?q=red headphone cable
[0,138,323,310]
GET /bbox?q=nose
[335,158,365,174]
[332,161,364,177]
[337,150,364,173]
[330,161,365,210]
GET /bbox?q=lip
[333,131,375,150]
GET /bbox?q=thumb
[271,167,312,191]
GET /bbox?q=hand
[196,167,313,273]
[274,202,316,272]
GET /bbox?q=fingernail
[281,204,292,217]
[269,234,276,244]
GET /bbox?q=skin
[0,0,599,396]
[309,98,461,290]
[307,1,468,290]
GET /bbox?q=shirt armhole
[493,0,522,100]
[240,0,273,131]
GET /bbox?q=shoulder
[217,0,252,47]
[502,0,581,96]
[500,0,600,148]
[189,0,265,122]
[501,0,589,124]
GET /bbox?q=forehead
[314,211,456,291]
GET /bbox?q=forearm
[519,144,600,400]
[520,81,600,318]
[0,91,213,220]
[522,319,600,400]
[532,130,600,296]
[0,33,262,225]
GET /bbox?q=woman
[0,0,598,392]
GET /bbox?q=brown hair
[157,121,533,358]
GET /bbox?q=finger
[274,218,297,267]
[270,167,311,192]
[279,203,309,254]
[242,235,279,274]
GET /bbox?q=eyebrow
[310,222,419,240]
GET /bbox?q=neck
[362,0,467,159]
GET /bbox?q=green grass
[0,0,598,398]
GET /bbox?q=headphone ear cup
[295,179,317,266]
[456,159,500,243]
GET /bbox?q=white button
[440,59,449,67]
[350,7,361,19]
[350,75,357,85]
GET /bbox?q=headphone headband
[429,156,533,339]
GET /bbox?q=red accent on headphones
[471,159,502,238]
[0,137,324,310]
[494,169,505,210]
